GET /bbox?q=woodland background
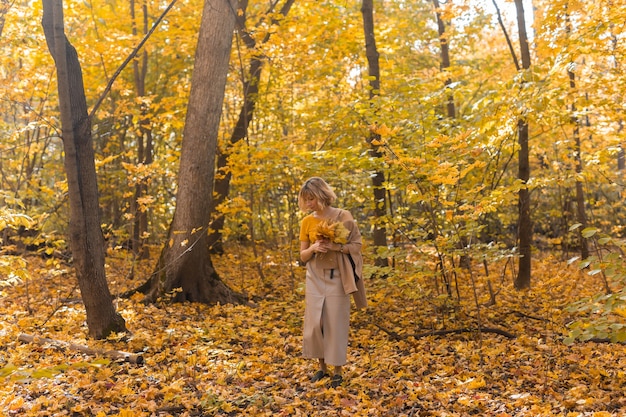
[1,0,626,415]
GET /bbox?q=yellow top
[299,214,337,269]
[299,214,323,244]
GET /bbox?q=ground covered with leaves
[0,248,625,416]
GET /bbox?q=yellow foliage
[315,219,350,244]
[1,251,625,415]
[614,307,626,318]
[3,0,626,414]
[462,376,486,390]
[429,162,460,186]
[369,123,398,137]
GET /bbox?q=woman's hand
[312,239,331,253]
[301,239,341,263]
[316,239,344,253]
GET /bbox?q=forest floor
[0,246,625,416]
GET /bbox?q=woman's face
[303,195,322,212]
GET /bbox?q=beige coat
[335,212,367,309]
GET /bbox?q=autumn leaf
[1,254,626,415]
[315,219,350,244]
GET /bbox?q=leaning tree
[139,0,247,304]
[42,0,126,338]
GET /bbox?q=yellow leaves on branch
[0,209,32,230]
[369,123,398,140]
[95,155,119,169]
[121,162,155,187]
[370,138,386,147]
[136,195,155,212]
[315,219,350,244]
[428,161,459,186]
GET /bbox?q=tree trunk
[433,0,455,119]
[41,0,126,338]
[0,0,9,38]
[142,0,246,304]
[361,0,389,268]
[208,0,295,254]
[130,0,151,260]
[566,15,589,260]
[618,122,625,171]
[433,0,471,271]
[514,0,532,289]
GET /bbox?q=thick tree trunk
[41,0,126,338]
[142,0,246,304]
[514,0,532,289]
[361,0,389,268]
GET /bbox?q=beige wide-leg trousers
[303,267,351,366]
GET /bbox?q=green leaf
[567,256,580,265]
[614,330,626,343]
[0,364,17,378]
[581,227,598,238]
[562,336,575,345]
[31,368,58,379]
[569,223,582,231]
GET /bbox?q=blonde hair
[298,177,337,211]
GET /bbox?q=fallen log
[411,326,516,339]
[375,323,516,340]
[18,333,144,365]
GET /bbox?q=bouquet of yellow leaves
[315,219,350,244]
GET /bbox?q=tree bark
[18,333,143,364]
[142,0,246,304]
[618,122,625,171]
[208,0,295,254]
[0,0,9,38]
[130,0,152,260]
[514,0,532,289]
[433,0,471,271]
[566,15,589,260]
[361,0,389,268]
[433,0,455,119]
[491,0,520,71]
[41,0,126,338]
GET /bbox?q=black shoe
[330,374,343,388]
[310,370,329,382]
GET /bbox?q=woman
[298,177,367,388]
